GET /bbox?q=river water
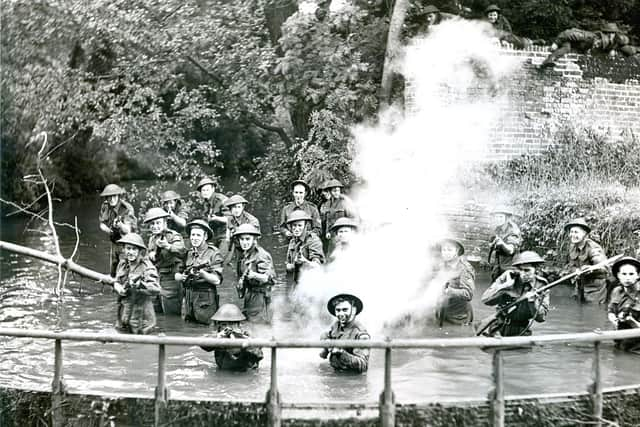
[0,193,638,404]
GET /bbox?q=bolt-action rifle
[474,254,623,336]
[236,260,252,299]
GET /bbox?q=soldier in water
[98,184,137,276]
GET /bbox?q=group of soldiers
[414,3,639,64]
[98,177,363,372]
[98,176,640,373]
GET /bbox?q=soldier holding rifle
[487,207,521,282]
[199,304,264,371]
[434,238,475,327]
[160,190,189,232]
[113,233,160,334]
[233,224,276,323]
[175,219,224,324]
[608,256,640,352]
[320,293,370,373]
[98,184,137,276]
[284,210,324,289]
[561,218,609,304]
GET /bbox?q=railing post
[591,341,603,427]
[379,348,395,427]
[154,344,168,427]
[51,339,65,427]
[490,349,505,427]
[266,347,281,427]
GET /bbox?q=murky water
[1,194,639,404]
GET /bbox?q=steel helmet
[117,233,147,250]
[232,223,261,238]
[290,179,311,193]
[196,177,216,190]
[321,179,344,190]
[601,23,620,33]
[143,207,169,223]
[186,219,213,239]
[485,4,501,13]
[564,218,591,234]
[438,237,465,255]
[100,184,125,197]
[286,210,312,224]
[329,217,359,233]
[327,293,363,316]
[160,190,181,203]
[224,194,249,207]
[511,250,544,267]
[612,256,640,277]
[212,304,246,322]
[423,5,440,14]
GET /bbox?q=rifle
[182,262,213,284]
[236,260,252,299]
[475,254,623,336]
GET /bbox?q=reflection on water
[1,194,639,403]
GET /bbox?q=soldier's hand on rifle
[148,250,156,262]
[156,237,170,250]
[525,290,539,302]
[113,282,127,296]
[608,312,619,326]
[175,272,185,282]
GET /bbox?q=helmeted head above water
[511,251,544,267]
[330,217,359,233]
[100,184,125,198]
[233,223,261,239]
[612,256,640,281]
[224,194,249,208]
[321,179,344,191]
[564,218,591,246]
[144,207,169,224]
[117,233,147,251]
[601,23,620,34]
[327,293,363,326]
[212,303,246,322]
[186,219,213,241]
[160,190,181,203]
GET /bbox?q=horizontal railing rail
[1,327,640,427]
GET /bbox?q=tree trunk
[379,0,408,108]
[264,0,298,53]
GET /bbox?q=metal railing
[1,327,640,427]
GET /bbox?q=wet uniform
[237,245,276,323]
[608,285,640,352]
[321,320,370,373]
[286,231,324,286]
[180,244,224,324]
[435,258,475,325]
[489,220,521,282]
[147,229,185,315]
[99,200,137,276]
[481,271,550,337]
[201,328,264,371]
[564,238,608,304]
[114,257,160,334]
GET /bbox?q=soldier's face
[335,226,354,244]
[321,190,331,200]
[238,235,255,251]
[440,242,459,262]
[426,12,437,25]
[487,11,498,23]
[190,228,207,248]
[149,218,166,235]
[330,187,341,198]
[492,213,507,227]
[107,195,119,207]
[123,244,141,262]
[230,203,244,217]
[617,264,639,287]
[334,301,354,325]
[515,264,536,284]
[200,184,214,200]
[290,220,306,237]
[568,226,587,244]
[292,185,306,204]
[163,200,176,212]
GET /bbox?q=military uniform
[542,29,613,67]
[148,229,186,315]
[237,245,276,323]
[99,200,137,276]
[321,320,370,373]
[489,220,521,281]
[201,328,264,371]
[180,245,224,324]
[114,257,160,334]
[167,203,190,233]
[193,193,229,247]
[564,238,608,304]
[488,15,512,33]
[481,271,550,337]
[279,201,322,236]
[435,258,475,325]
[286,231,324,286]
[226,211,261,260]
[608,285,640,351]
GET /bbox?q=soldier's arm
[310,205,322,235]
[534,291,550,322]
[588,244,607,267]
[98,204,112,234]
[481,271,513,306]
[307,235,325,264]
[334,332,370,373]
[447,266,475,301]
[167,233,186,255]
[279,206,290,235]
[139,264,161,295]
[249,253,276,284]
[200,250,224,285]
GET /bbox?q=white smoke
[293,20,522,334]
